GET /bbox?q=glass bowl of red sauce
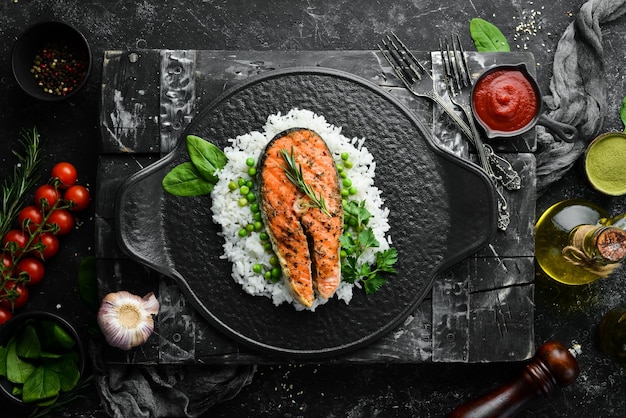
[471,63,577,142]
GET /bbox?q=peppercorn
[30,41,88,96]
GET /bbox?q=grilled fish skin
[258,128,343,307]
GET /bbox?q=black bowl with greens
[0,311,85,408]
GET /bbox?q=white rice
[210,108,391,311]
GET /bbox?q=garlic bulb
[97,291,159,350]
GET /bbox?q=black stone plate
[115,67,497,359]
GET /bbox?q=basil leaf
[162,162,215,196]
[470,18,510,52]
[0,345,8,376]
[186,135,227,182]
[38,320,75,352]
[21,365,60,404]
[621,96,626,132]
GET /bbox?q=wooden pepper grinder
[447,341,581,418]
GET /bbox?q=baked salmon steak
[258,128,343,307]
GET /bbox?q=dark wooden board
[97,49,536,364]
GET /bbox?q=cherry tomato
[35,184,61,209]
[47,208,74,235]
[1,254,13,278]
[51,162,78,189]
[64,185,90,211]
[17,257,45,285]
[2,229,29,254]
[0,306,12,324]
[0,281,29,311]
[18,205,44,233]
[33,232,60,259]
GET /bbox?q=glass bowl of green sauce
[584,132,626,196]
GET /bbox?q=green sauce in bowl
[585,133,626,196]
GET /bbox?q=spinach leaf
[162,162,216,196]
[22,365,60,405]
[37,320,76,352]
[621,96,626,132]
[78,255,99,312]
[470,18,510,52]
[17,324,41,359]
[0,344,7,376]
[186,135,227,182]
[46,354,80,392]
[6,337,36,384]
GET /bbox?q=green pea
[240,185,250,195]
[348,186,357,195]
[238,197,249,207]
[263,242,273,251]
[344,160,353,169]
[340,250,347,259]
[271,267,281,279]
[348,217,358,227]
[250,203,260,213]
[238,178,246,187]
[253,221,263,232]
[260,232,269,241]
[264,271,272,280]
[336,164,344,172]
[341,152,349,161]
[253,212,262,222]
[228,181,238,191]
[238,228,248,237]
[246,180,253,188]
[246,224,255,232]
[341,188,349,198]
[340,171,348,179]
[269,256,278,266]
[246,158,255,167]
[248,167,257,176]
[246,192,256,202]
[253,264,263,274]
[342,178,352,188]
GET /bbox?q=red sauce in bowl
[472,68,539,134]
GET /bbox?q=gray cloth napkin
[91,342,256,418]
[536,0,626,193]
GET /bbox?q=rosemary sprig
[279,147,331,217]
[0,127,44,239]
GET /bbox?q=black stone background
[1,1,625,417]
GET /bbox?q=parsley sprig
[340,200,397,294]
[0,127,43,239]
[280,147,331,217]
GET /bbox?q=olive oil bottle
[535,199,626,285]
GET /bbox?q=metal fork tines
[438,34,513,230]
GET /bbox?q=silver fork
[439,34,511,230]
[378,33,520,192]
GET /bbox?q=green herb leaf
[162,162,215,196]
[17,324,41,360]
[376,248,398,274]
[364,275,387,294]
[37,321,75,352]
[78,256,99,312]
[7,337,36,384]
[186,135,227,182]
[0,345,8,377]
[469,18,510,52]
[21,365,60,405]
[46,354,80,392]
[621,96,626,132]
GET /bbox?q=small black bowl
[11,21,92,101]
[0,311,86,409]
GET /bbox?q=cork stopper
[571,225,626,262]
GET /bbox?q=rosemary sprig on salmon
[279,146,331,217]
